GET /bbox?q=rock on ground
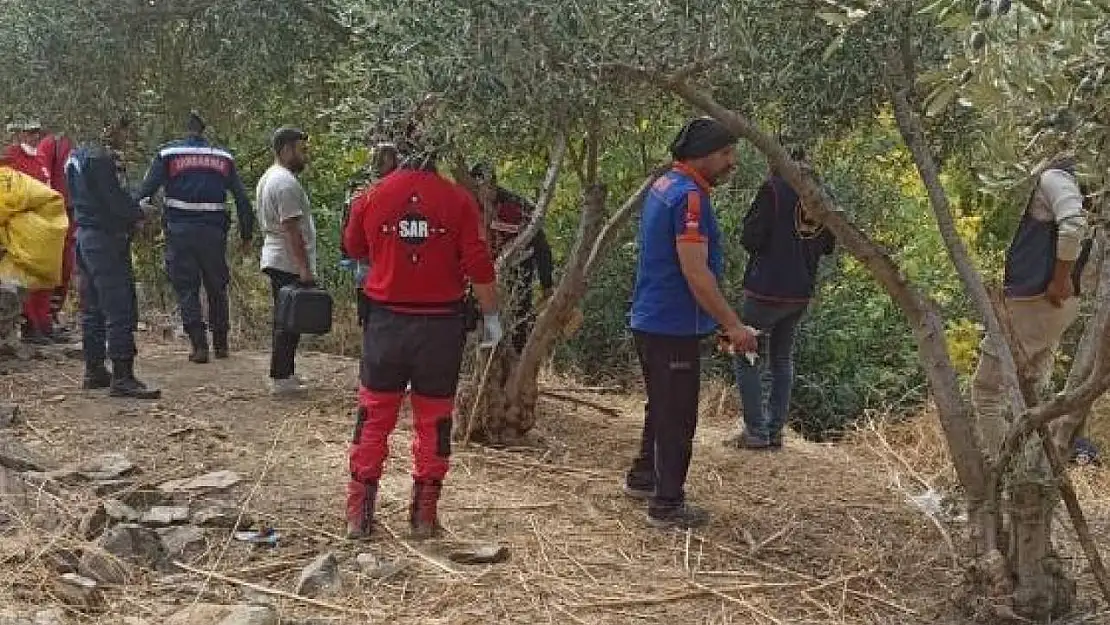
[294,552,341,597]
[78,524,165,584]
[0,438,47,472]
[192,505,250,529]
[78,503,109,540]
[77,453,137,481]
[166,604,277,625]
[159,470,241,493]
[0,404,19,429]
[159,525,207,560]
[356,552,405,579]
[54,573,104,611]
[103,498,141,523]
[140,506,190,527]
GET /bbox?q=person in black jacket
[726,149,834,450]
[470,162,555,353]
[66,115,160,399]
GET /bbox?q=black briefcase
[277,284,333,335]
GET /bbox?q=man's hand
[298,267,315,286]
[725,323,760,354]
[1045,275,1074,307]
[479,313,503,348]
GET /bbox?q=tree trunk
[459,184,608,444]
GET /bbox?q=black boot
[187,329,209,364]
[109,359,161,399]
[409,478,443,540]
[346,480,379,540]
[212,331,229,360]
[82,361,112,390]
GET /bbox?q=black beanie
[669,117,738,160]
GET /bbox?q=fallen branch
[172,560,371,617]
[540,391,621,416]
[687,580,784,625]
[377,520,460,577]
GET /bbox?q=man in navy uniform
[136,111,254,363]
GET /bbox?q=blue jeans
[735,298,807,442]
[164,222,230,335]
[77,229,138,363]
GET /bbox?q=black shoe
[82,363,112,390]
[212,332,229,360]
[109,359,161,400]
[723,432,774,450]
[21,329,50,346]
[647,503,710,529]
[187,330,209,364]
[622,472,655,500]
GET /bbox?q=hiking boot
[409,478,443,540]
[647,503,711,530]
[47,325,72,344]
[82,362,112,390]
[187,330,210,364]
[723,431,773,451]
[346,480,379,540]
[212,331,229,359]
[20,324,50,346]
[622,472,655,500]
[109,359,162,399]
[269,377,305,396]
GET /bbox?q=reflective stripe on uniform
[165,198,226,212]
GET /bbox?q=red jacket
[37,134,73,206]
[343,169,495,312]
[2,144,50,183]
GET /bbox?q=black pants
[165,222,230,335]
[77,229,138,362]
[508,264,536,354]
[265,268,301,379]
[361,304,466,397]
[627,330,703,511]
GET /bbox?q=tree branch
[583,166,668,277]
[494,130,568,277]
[885,45,1028,452]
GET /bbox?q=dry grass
[0,339,1107,623]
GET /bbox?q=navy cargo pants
[77,229,138,362]
[164,222,230,336]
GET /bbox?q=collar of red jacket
[671,161,711,195]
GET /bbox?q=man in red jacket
[37,129,76,332]
[3,120,59,344]
[342,129,502,540]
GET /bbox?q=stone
[79,523,164,583]
[159,470,241,493]
[41,548,81,574]
[93,480,135,497]
[166,604,276,625]
[0,438,47,472]
[103,498,141,523]
[54,573,104,611]
[32,608,66,625]
[141,506,190,527]
[356,552,405,580]
[192,506,251,529]
[78,453,137,481]
[160,525,207,560]
[447,544,511,565]
[78,503,109,540]
[294,552,341,597]
[0,610,32,625]
[0,404,19,429]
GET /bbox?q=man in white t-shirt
[256,127,316,394]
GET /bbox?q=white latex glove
[479,313,503,349]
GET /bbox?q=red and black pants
[349,303,466,483]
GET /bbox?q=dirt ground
[1,334,1108,624]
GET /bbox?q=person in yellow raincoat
[0,155,68,355]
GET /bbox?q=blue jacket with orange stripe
[136,135,254,241]
[629,163,723,337]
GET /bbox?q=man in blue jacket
[623,117,758,529]
[137,111,254,363]
[726,149,835,451]
[67,115,160,399]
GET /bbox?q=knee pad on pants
[349,386,404,482]
[410,393,454,480]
